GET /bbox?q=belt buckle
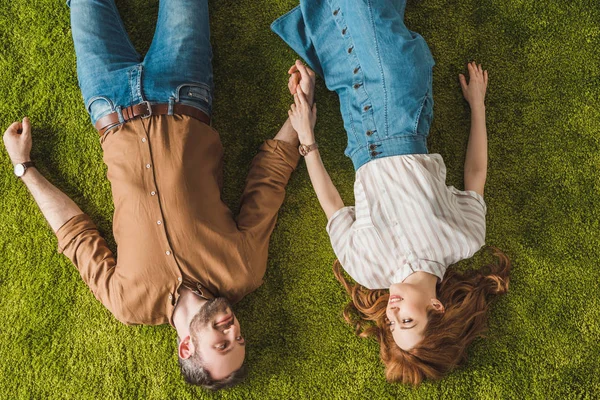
[140,101,153,119]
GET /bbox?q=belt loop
[168,97,174,116]
[115,106,125,124]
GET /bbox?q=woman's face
[386,282,441,350]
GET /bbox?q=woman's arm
[459,62,489,196]
[288,88,345,219]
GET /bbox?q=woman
[273,0,511,385]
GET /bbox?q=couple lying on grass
[3,0,510,391]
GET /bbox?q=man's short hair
[177,339,247,390]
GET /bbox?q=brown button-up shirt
[56,114,300,326]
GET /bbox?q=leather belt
[95,101,211,136]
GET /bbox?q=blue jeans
[67,0,213,127]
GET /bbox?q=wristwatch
[14,161,35,178]
[299,143,318,156]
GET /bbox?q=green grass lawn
[1,0,599,398]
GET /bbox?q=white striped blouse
[326,154,487,289]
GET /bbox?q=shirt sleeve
[56,214,125,322]
[449,187,487,246]
[238,139,301,284]
[325,206,356,267]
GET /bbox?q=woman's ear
[430,298,445,313]
[178,335,194,359]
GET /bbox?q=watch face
[14,164,25,177]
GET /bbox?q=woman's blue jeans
[67,0,213,127]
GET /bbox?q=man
[3,0,314,391]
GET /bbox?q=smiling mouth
[389,295,403,303]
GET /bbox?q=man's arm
[459,62,489,196]
[3,118,82,230]
[3,118,124,321]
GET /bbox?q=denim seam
[367,0,388,137]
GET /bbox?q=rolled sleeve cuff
[56,214,98,254]
[465,190,487,214]
[262,139,301,170]
[326,206,355,234]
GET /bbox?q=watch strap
[299,143,318,156]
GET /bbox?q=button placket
[335,7,378,149]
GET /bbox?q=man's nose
[223,323,238,336]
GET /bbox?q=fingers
[296,87,307,105]
[5,121,22,135]
[21,117,31,137]
[295,59,312,82]
[484,70,489,86]
[459,73,468,91]
[288,72,300,94]
[312,102,317,116]
[293,91,301,108]
[467,61,475,77]
[288,63,298,75]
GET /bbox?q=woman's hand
[288,60,316,106]
[459,62,488,109]
[288,87,317,144]
[3,117,33,165]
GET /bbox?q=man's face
[190,298,246,380]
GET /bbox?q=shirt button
[363,105,372,111]
[151,191,156,196]
[371,151,378,157]
[178,277,182,282]
[353,67,360,74]
[333,8,339,16]
[366,130,373,136]
[369,144,377,150]
[146,164,151,169]
[157,220,162,225]
[141,138,147,143]
[342,27,347,35]
[348,47,353,54]
[353,83,361,89]
[168,294,173,300]
[165,250,171,255]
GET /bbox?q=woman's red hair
[332,246,511,385]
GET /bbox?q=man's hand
[288,60,316,106]
[288,88,317,144]
[459,62,488,109]
[3,117,33,165]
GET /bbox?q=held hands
[288,87,317,144]
[288,59,316,106]
[3,117,32,165]
[459,62,488,109]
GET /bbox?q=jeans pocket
[176,83,211,104]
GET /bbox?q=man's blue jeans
[67,0,213,127]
